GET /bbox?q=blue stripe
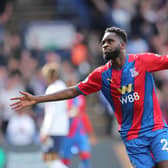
[152,80,168,128]
[120,59,135,135]
[101,67,115,111]
[140,72,154,134]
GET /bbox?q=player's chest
[102,63,144,94]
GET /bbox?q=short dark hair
[105,27,127,43]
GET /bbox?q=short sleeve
[139,53,168,72]
[77,67,102,95]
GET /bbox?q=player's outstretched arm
[10,86,81,111]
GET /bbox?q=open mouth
[103,48,110,52]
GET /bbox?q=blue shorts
[124,128,168,168]
[42,136,65,153]
[61,134,90,159]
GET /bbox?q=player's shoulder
[127,53,142,61]
[128,52,157,62]
[87,62,111,80]
[93,61,111,73]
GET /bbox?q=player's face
[101,32,121,61]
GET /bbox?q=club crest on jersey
[130,68,139,78]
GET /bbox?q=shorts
[42,136,65,153]
[61,134,90,159]
[124,128,168,168]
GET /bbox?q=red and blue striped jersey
[77,53,168,140]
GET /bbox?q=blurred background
[0,0,167,167]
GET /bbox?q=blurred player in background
[11,27,168,168]
[40,63,68,168]
[61,74,97,168]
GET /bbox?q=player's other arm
[10,86,80,111]
[11,66,103,111]
[140,53,168,72]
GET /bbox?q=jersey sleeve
[76,67,102,95]
[139,53,168,72]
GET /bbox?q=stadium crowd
[0,0,167,149]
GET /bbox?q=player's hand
[10,91,37,111]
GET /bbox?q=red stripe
[127,62,145,140]
[152,88,164,131]
[111,69,123,127]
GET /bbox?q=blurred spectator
[0,0,7,15]
[0,0,7,43]
[0,66,8,89]
[55,0,91,29]
[9,32,22,60]
[6,108,36,146]
[130,0,158,40]
[61,60,78,81]
[0,0,13,46]
[86,0,111,31]
[0,44,7,66]
[7,56,20,71]
[71,32,91,78]
[0,70,25,136]
[107,0,131,32]
[19,50,39,87]
[71,32,88,67]
[56,0,111,31]
[127,34,149,54]
[44,51,61,64]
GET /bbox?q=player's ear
[120,42,126,49]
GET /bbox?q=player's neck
[111,52,126,70]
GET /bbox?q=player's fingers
[10,102,22,110]
[10,97,22,101]
[11,103,23,111]
[10,101,21,106]
[19,91,30,97]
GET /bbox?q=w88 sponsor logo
[119,92,140,104]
